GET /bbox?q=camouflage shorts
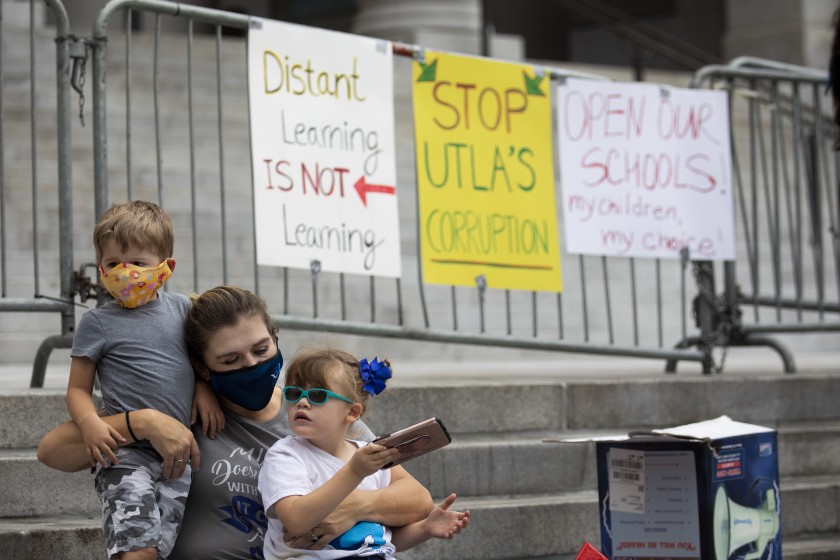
[95,445,191,558]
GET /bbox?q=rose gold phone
[372,417,451,468]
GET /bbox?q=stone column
[724,0,836,70]
[352,0,483,54]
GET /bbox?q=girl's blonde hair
[284,348,372,417]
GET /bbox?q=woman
[37,286,433,560]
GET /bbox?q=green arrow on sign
[417,59,438,82]
[524,71,545,96]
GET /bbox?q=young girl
[258,348,469,559]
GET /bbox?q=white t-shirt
[258,436,395,560]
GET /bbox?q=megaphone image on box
[713,485,779,560]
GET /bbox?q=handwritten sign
[248,19,400,276]
[555,79,735,260]
[413,51,562,292]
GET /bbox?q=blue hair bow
[359,357,392,395]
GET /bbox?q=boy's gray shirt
[72,291,194,425]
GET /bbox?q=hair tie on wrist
[125,410,139,442]
[359,357,392,395]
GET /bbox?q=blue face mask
[208,344,283,411]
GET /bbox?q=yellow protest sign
[413,51,562,292]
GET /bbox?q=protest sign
[413,51,563,292]
[248,19,400,276]
[555,79,735,260]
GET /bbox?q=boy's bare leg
[118,548,157,559]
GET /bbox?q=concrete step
[0,515,101,560]
[3,370,839,559]
[406,421,840,498]
[0,391,99,449]
[5,420,840,519]
[776,475,840,537]
[0,492,599,560]
[370,373,840,435]
[780,534,840,560]
[545,534,840,560]
[6,373,840,448]
[0,450,98,518]
[3,478,839,560]
[5,434,593,518]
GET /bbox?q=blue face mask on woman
[208,344,283,411]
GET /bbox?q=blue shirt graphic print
[219,495,267,559]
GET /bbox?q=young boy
[66,200,204,559]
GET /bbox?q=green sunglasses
[282,386,354,405]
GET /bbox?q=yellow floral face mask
[99,259,173,308]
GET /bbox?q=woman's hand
[133,409,201,478]
[283,492,366,549]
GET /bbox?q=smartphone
[371,417,452,469]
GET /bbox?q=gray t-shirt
[169,398,375,560]
[72,291,194,425]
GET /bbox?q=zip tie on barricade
[735,88,762,100]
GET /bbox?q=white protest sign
[555,79,735,260]
[248,19,400,276]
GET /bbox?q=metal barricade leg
[30,333,74,388]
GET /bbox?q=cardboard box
[586,416,781,560]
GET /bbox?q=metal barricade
[671,59,839,373]
[56,0,720,385]
[44,0,840,382]
[0,0,78,385]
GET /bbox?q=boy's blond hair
[94,200,175,262]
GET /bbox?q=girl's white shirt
[258,436,394,560]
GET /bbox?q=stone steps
[3,418,840,518]
[2,478,839,559]
[1,371,839,559]
[6,373,840,447]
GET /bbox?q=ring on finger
[175,458,184,464]
[311,529,318,542]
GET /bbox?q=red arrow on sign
[354,176,396,207]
